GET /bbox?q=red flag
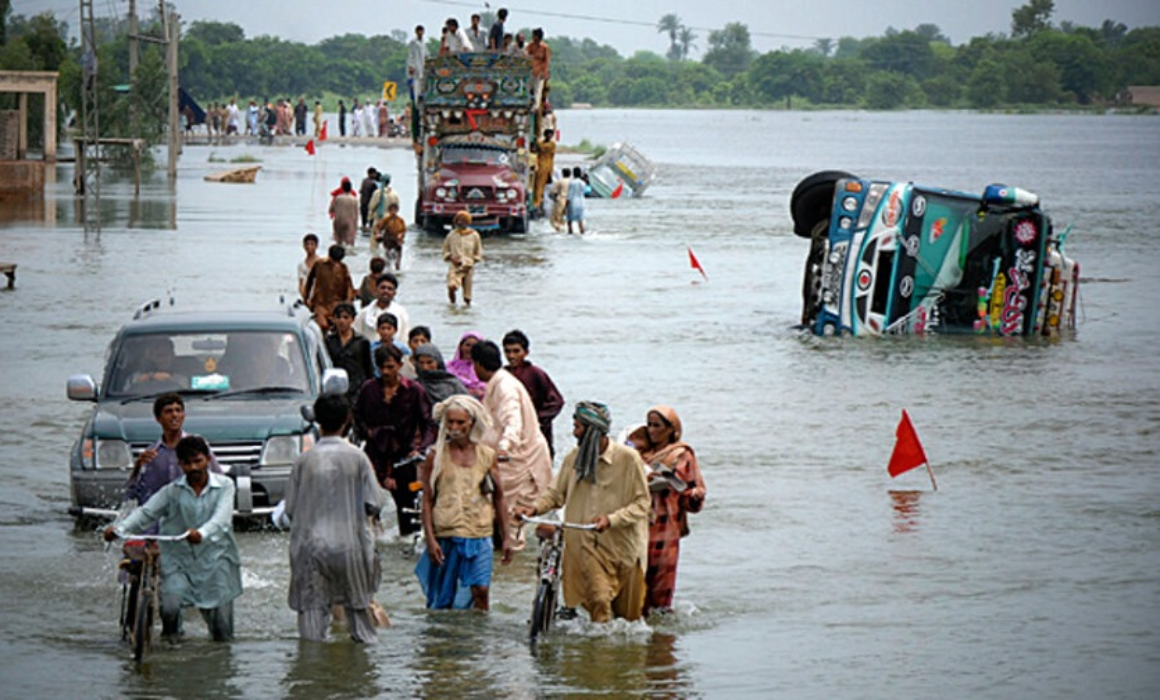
[610,181,624,199]
[319,120,328,141]
[304,139,316,156]
[687,246,708,281]
[888,410,928,477]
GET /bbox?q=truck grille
[465,187,493,200]
[130,440,264,471]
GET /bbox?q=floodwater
[1,110,1158,698]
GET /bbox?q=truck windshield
[441,146,507,166]
[106,330,311,399]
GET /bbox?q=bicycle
[519,514,596,643]
[109,529,190,663]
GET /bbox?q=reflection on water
[282,641,379,700]
[889,490,925,534]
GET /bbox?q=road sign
[382,81,397,101]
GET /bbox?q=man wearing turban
[515,401,650,623]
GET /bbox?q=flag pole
[924,461,938,491]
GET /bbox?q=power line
[417,0,827,44]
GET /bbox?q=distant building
[1123,86,1160,108]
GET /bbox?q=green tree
[966,57,1007,107]
[4,12,67,70]
[1012,0,1054,39]
[702,22,754,78]
[860,30,936,80]
[819,58,869,104]
[812,38,834,57]
[1028,30,1113,103]
[568,73,607,105]
[833,36,865,59]
[657,13,682,61]
[913,24,950,44]
[864,71,924,109]
[186,20,244,46]
[750,50,823,107]
[1115,27,1160,87]
[678,26,697,60]
[921,75,961,106]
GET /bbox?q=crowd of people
[106,10,693,646]
[188,96,409,143]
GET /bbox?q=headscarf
[640,404,689,467]
[330,176,354,198]
[453,211,472,226]
[647,405,682,443]
[414,343,468,404]
[446,331,487,399]
[573,401,611,484]
[431,394,493,486]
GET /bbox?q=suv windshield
[441,146,508,166]
[106,330,311,399]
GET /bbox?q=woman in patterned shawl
[632,405,706,616]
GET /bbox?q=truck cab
[416,52,534,234]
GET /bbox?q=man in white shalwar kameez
[471,340,552,549]
[285,393,388,642]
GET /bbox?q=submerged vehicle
[415,52,534,234]
[791,171,1079,337]
[587,142,656,198]
[66,301,348,519]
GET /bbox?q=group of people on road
[109,324,705,642]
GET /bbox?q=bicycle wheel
[132,560,154,662]
[530,580,556,642]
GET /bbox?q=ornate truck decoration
[791,172,1079,337]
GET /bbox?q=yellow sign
[382,81,397,101]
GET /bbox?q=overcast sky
[18,0,1160,57]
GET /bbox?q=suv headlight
[260,435,300,466]
[97,439,133,469]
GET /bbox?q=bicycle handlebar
[519,514,597,531]
[111,530,192,542]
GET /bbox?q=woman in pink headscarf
[446,331,487,399]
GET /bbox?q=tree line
[2,0,1159,149]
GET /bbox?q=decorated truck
[791,171,1080,337]
[415,52,534,234]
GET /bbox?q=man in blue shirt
[126,394,222,537]
[106,436,243,641]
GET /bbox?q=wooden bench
[0,262,15,289]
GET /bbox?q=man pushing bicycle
[514,401,650,623]
[105,435,242,641]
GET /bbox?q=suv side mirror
[67,374,98,401]
[321,368,349,396]
[300,404,316,424]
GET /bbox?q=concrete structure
[0,70,59,161]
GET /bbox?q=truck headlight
[260,436,300,466]
[97,439,133,469]
[436,187,447,198]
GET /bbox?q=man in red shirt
[502,329,564,458]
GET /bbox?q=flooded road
[1,110,1158,698]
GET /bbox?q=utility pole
[77,0,101,232]
[164,4,179,179]
[128,0,138,78]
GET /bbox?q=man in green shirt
[105,435,242,641]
